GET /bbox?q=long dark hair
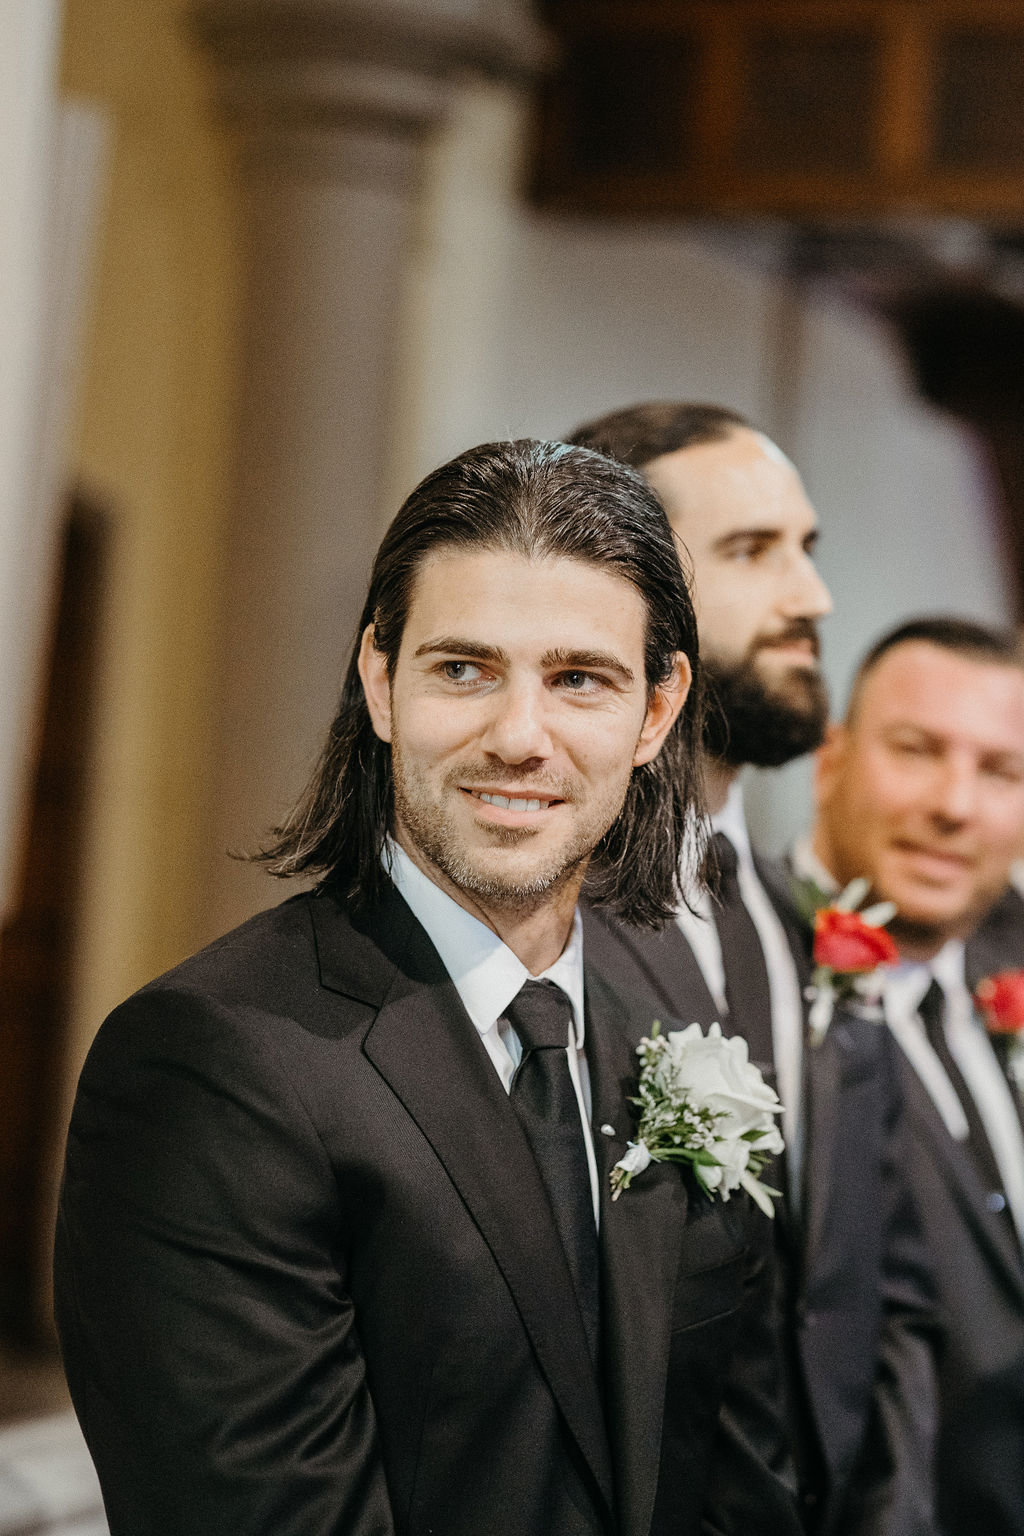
[255,438,706,926]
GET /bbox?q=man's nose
[930,757,979,826]
[780,551,833,622]
[479,680,554,763]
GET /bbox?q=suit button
[986,1191,1007,1213]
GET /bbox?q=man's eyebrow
[881,722,941,742]
[711,527,782,553]
[540,648,635,685]
[412,636,510,664]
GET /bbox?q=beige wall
[59,0,240,1071]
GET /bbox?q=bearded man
[570,404,939,1536]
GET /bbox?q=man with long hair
[569,405,938,1535]
[56,440,800,1536]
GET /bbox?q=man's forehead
[644,428,815,537]
[402,544,648,643]
[409,544,639,597]
[858,641,1024,739]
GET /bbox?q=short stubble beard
[391,748,614,918]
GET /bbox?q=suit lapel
[311,889,615,1517]
[582,902,720,1025]
[800,1026,842,1268]
[900,1053,1024,1300]
[586,967,689,1536]
[966,887,1024,985]
[753,858,817,1250]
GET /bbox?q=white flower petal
[740,1168,777,1218]
[836,876,869,912]
[615,1141,652,1177]
[807,986,835,1044]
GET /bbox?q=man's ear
[814,720,847,806]
[633,654,692,768]
[357,624,393,743]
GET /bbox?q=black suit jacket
[884,887,1024,1536]
[55,885,801,1536]
[584,860,938,1536]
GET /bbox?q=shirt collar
[930,937,967,996]
[711,779,752,863]
[885,938,967,1018]
[384,839,586,1047]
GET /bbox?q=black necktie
[507,981,600,1362]
[919,979,1015,1234]
[713,832,775,1070]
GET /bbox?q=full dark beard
[703,653,829,768]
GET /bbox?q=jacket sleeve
[833,1033,942,1536]
[54,986,396,1536]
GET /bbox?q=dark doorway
[0,500,109,1351]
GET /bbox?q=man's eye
[727,538,769,563]
[984,760,1024,784]
[557,671,600,693]
[440,661,484,684]
[891,739,933,759]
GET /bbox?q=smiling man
[55,439,801,1536]
[805,616,1024,1536]
[570,403,939,1536]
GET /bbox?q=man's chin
[887,897,976,952]
[437,839,590,910]
[756,659,824,706]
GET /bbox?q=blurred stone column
[0,0,60,923]
[193,0,545,932]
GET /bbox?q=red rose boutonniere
[975,971,1024,1093]
[800,878,898,1045]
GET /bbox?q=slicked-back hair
[568,401,753,471]
[255,438,707,927]
[846,614,1024,722]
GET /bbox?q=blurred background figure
[7,0,1024,1526]
[799,618,1024,1536]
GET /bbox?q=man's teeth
[476,792,546,812]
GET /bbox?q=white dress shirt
[385,840,600,1225]
[675,782,805,1193]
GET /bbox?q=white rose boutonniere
[611,1021,785,1217]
